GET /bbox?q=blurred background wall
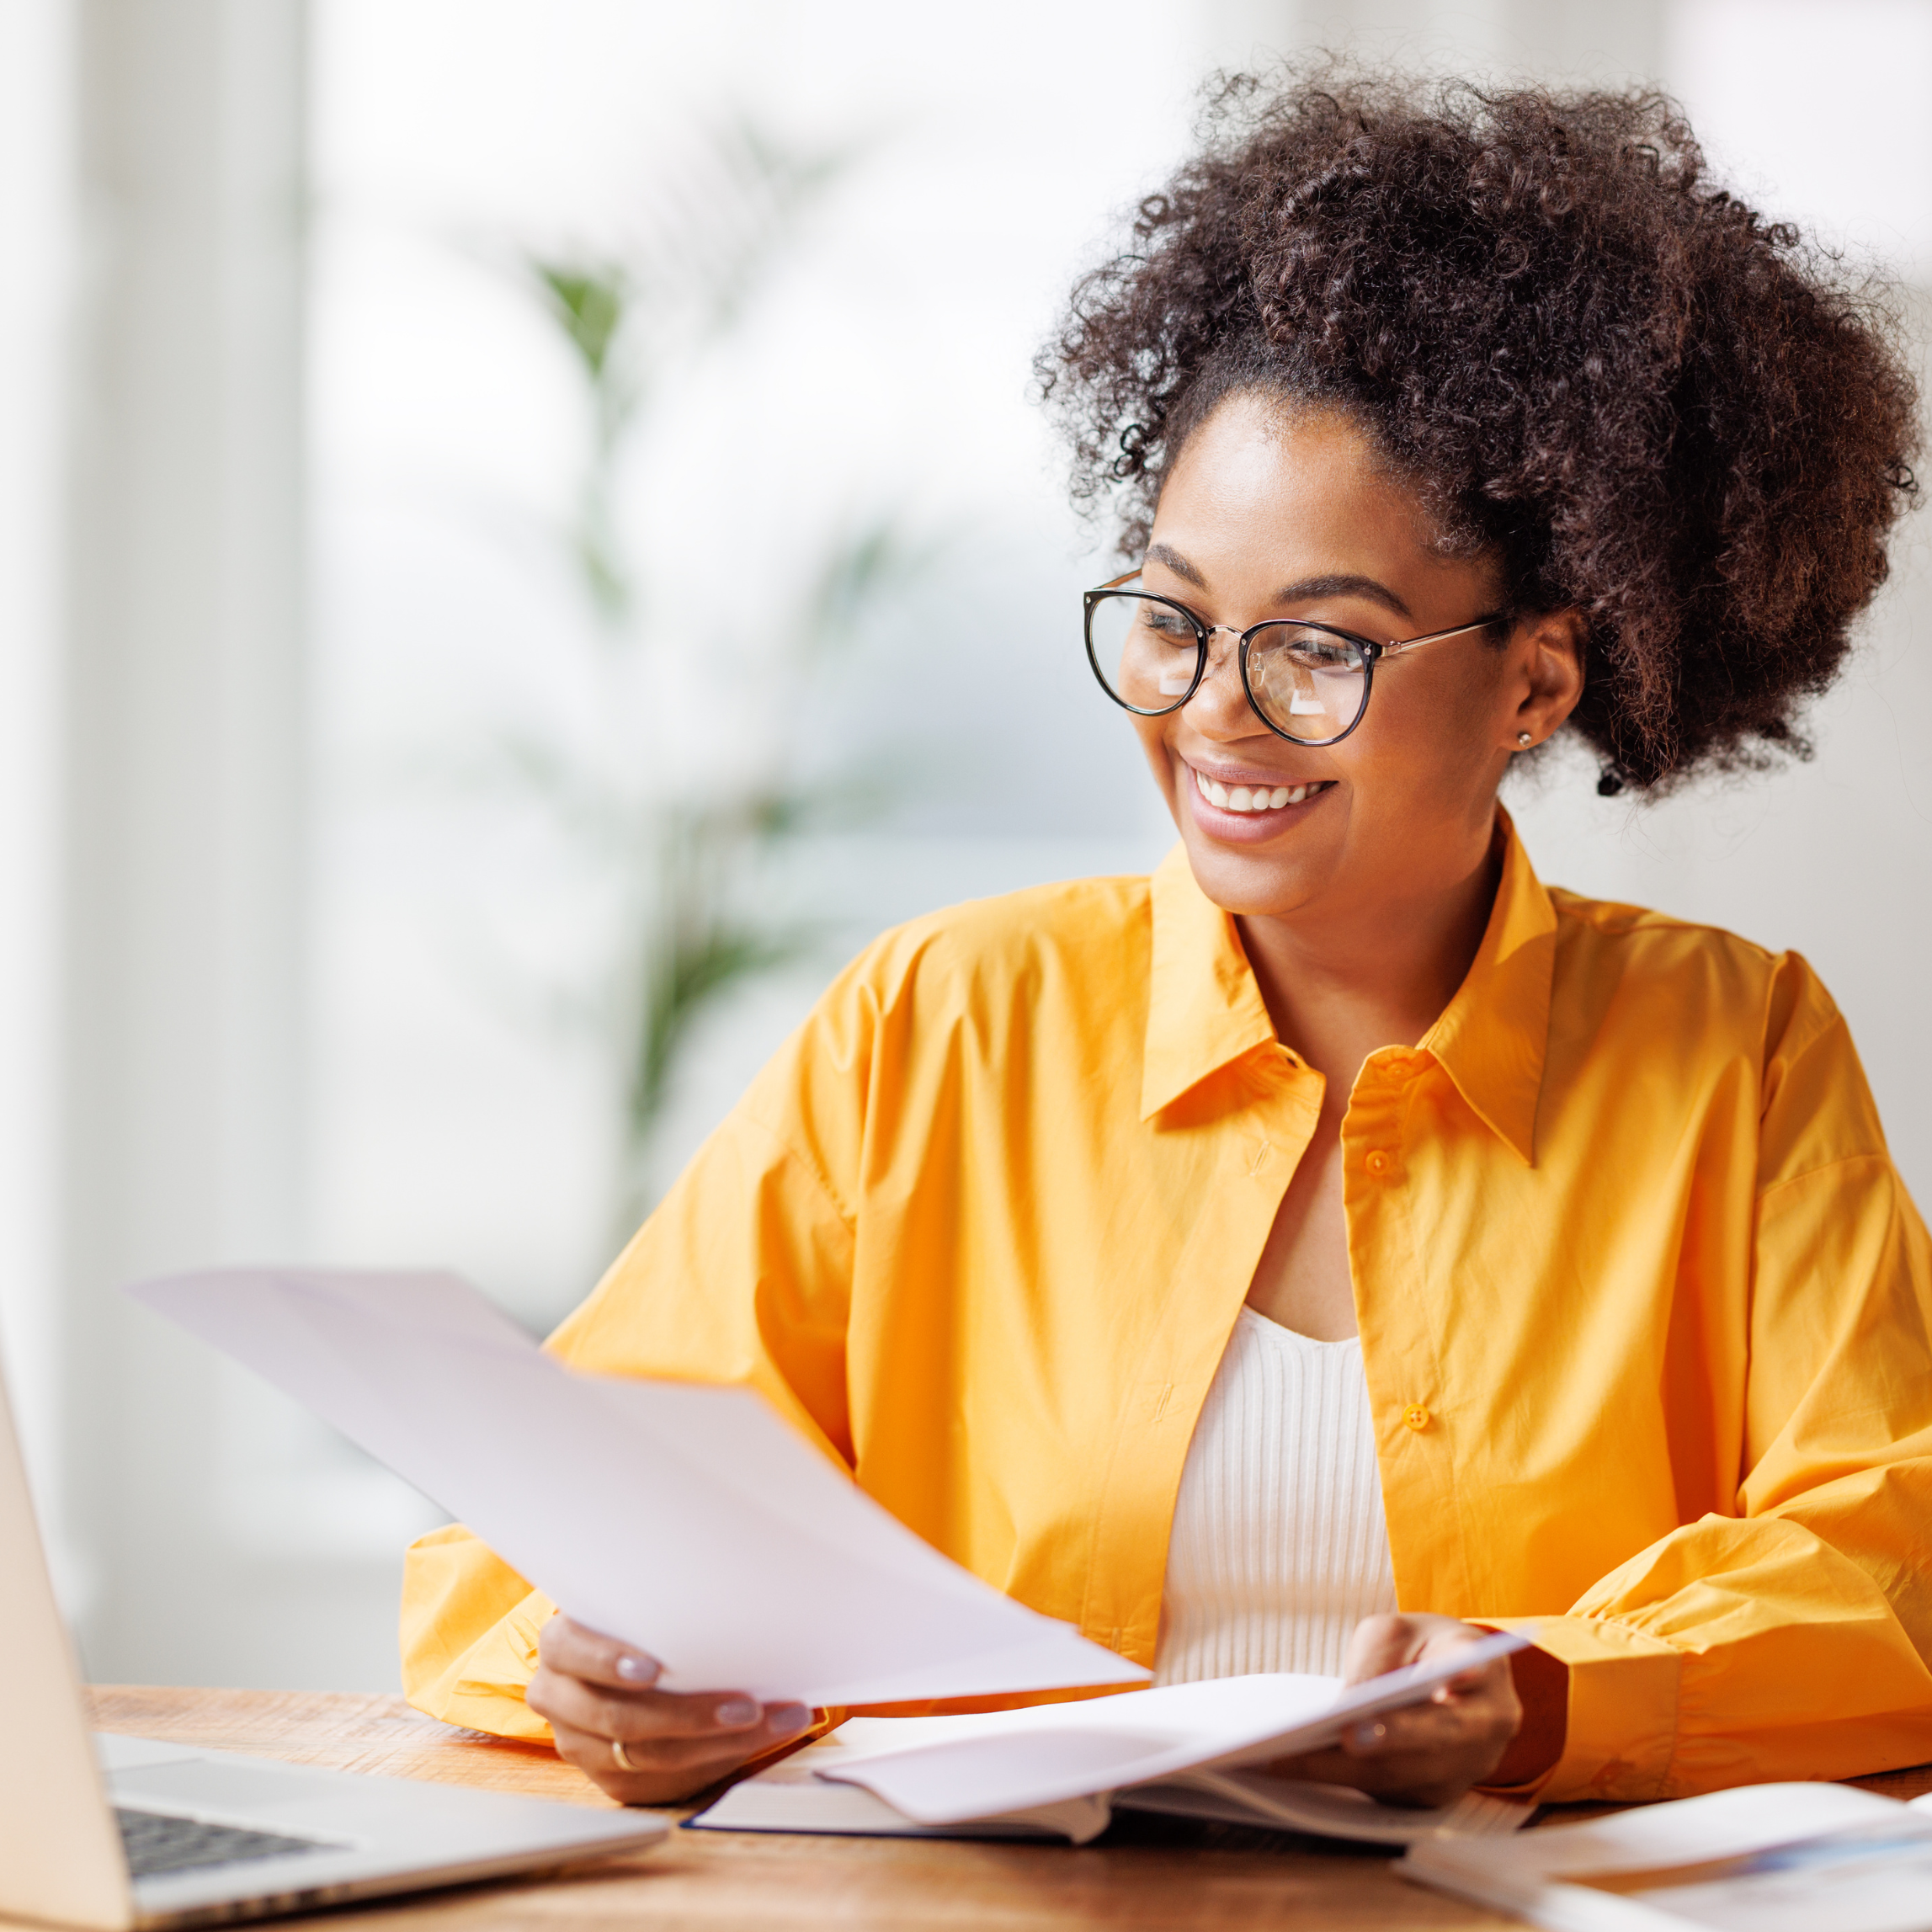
[0,0,1926,1692]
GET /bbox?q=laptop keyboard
[115,1807,333,1880]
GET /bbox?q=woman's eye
[1275,633,1361,673]
[1141,609,1195,641]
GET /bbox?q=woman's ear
[1505,609,1586,753]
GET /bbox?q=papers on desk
[693,1641,1535,1846]
[127,1267,1144,1708]
[1401,1781,1932,1932]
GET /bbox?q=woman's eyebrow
[1274,572,1414,623]
[1147,546,1416,625]
[1144,541,1206,588]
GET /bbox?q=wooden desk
[82,1689,1932,1932]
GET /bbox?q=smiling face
[1132,391,1578,932]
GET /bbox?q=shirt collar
[1142,845,1278,1122]
[1140,808,1557,1163]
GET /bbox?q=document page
[1562,1818,1932,1932]
[1402,1782,1932,1932]
[130,1268,1146,1708]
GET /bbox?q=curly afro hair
[1038,68,1921,793]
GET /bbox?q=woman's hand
[1258,1614,1523,1808]
[525,1615,814,1805]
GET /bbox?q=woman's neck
[1235,837,1503,1101]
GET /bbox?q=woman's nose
[1184,630,1251,731]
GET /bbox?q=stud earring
[1517,732,1533,748]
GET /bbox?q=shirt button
[1365,1150,1390,1174]
[1402,1403,1432,1432]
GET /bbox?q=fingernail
[714,1697,761,1727]
[615,1653,660,1685]
[765,1702,812,1737]
[1348,1721,1387,1750]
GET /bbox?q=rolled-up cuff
[1480,1615,1681,1802]
[399,1527,557,1742]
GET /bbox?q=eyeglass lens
[1086,592,1368,742]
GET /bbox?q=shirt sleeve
[400,1022,866,1736]
[397,1525,559,1739]
[1490,966,1932,1802]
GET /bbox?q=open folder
[691,1660,1534,1844]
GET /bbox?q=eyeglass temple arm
[1377,612,1511,659]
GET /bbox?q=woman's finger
[546,1716,779,1805]
[548,1711,801,1779]
[1344,1736,1514,1806]
[527,1667,806,1748]
[539,1615,663,1690]
[1341,1702,1511,1760]
[1426,1637,1521,1699]
[1429,1659,1505,1696]
[1271,1732,1511,1808]
[530,1668,764,1740]
[1339,1613,1420,1683]
[1342,1675,1514,1755]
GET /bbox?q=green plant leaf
[532,260,630,381]
[628,920,813,1139]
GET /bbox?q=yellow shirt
[401,815,1932,1802]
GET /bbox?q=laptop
[0,1361,668,1929]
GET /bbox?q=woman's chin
[1179,815,1339,919]
[1166,765,1337,900]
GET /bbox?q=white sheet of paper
[817,1636,1531,1823]
[128,1268,1147,1707]
[1403,1784,1932,1932]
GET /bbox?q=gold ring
[611,1737,640,1773]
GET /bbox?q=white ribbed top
[1153,1306,1398,1685]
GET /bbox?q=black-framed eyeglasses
[1083,570,1511,747]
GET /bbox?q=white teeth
[1195,769,1329,812]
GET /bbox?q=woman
[401,72,1932,1810]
